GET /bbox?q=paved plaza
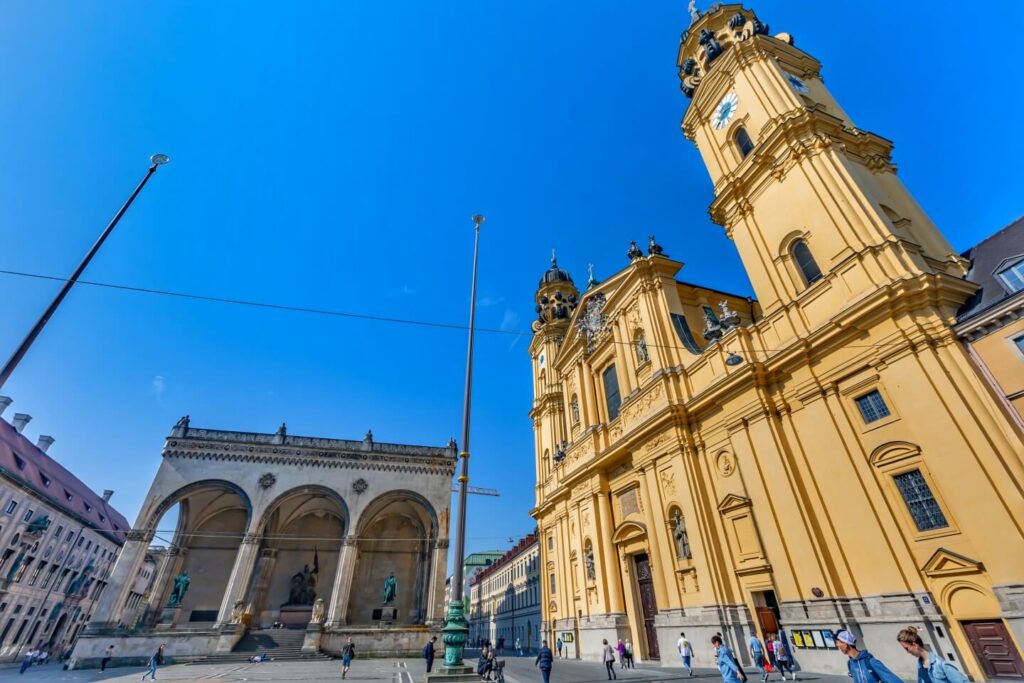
[1,655,864,683]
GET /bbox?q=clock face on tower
[712,92,738,130]
[784,71,810,94]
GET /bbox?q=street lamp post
[436,214,485,679]
[0,154,170,391]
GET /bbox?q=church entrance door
[634,553,660,660]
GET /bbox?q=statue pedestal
[302,622,324,653]
[156,606,182,629]
[279,606,313,629]
[373,605,398,626]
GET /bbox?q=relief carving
[660,469,677,497]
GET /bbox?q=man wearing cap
[835,630,902,683]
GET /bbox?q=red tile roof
[471,531,537,585]
[0,418,130,544]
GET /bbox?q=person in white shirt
[677,632,694,676]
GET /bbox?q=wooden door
[963,620,1024,679]
[634,554,660,659]
[756,607,779,637]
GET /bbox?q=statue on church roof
[627,241,643,261]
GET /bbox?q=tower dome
[534,252,579,328]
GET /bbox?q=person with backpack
[535,640,554,683]
[141,644,165,681]
[835,630,902,683]
[713,634,746,683]
[424,636,437,674]
[897,626,969,683]
[556,637,563,658]
[341,637,355,680]
[773,633,795,680]
[602,639,618,680]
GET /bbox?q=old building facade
[468,533,540,652]
[530,5,1024,681]
[72,420,454,667]
[0,399,129,662]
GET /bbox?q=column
[638,467,671,608]
[215,533,262,625]
[595,491,624,613]
[325,535,358,626]
[85,530,153,629]
[143,546,184,628]
[425,538,449,625]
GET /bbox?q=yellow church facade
[528,5,1024,681]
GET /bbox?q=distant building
[956,217,1024,430]
[449,550,504,611]
[468,533,539,651]
[119,548,162,629]
[0,398,129,661]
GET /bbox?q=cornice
[955,292,1024,341]
[164,441,456,477]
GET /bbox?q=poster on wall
[812,631,826,648]
[801,630,815,648]
[792,632,805,648]
[822,630,836,649]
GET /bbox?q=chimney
[37,435,55,453]
[0,396,11,418]
[12,413,31,433]
[102,490,114,503]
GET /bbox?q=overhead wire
[0,268,937,354]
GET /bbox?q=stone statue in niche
[383,572,397,604]
[168,570,191,607]
[584,546,596,582]
[287,564,317,606]
[673,510,693,560]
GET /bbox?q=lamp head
[471,214,485,228]
[150,154,171,166]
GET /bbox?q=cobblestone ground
[1,655,863,683]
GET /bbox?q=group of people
[599,638,636,678]
[707,626,970,683]
[17,647,51,674]
[477,642,507,682]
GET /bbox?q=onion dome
[539,251,574,288]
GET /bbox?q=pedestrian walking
[424,636,437,674]
[617,639,626,669]
[773,634,795,681]
[713,634,746,683]
[766,635,777,673]
[897,626,969,683]
[141,644,165,681]
[516,638,523,657]
[834,630,901,683]
[101,645,114,672]
[625,641,634,668]
[748,632,767,682]
[556,637,563,658]
[602,639,618,680]
[341,637,355,680]
[536,640,554,683]
[678,631,695,676]
[20,649,36,674]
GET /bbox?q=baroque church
[529,4,1024,681]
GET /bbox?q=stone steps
[194,629,333,664]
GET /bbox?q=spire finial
[586,263,599,290]
[688,0,701,25]
[551,248,557,267]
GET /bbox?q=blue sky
[1,2,1021,561]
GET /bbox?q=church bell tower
[678,5,971,318]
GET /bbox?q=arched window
[570,395,580,425]
[734,127,755,158]
[634,331,650,364]
[791,239,823,286]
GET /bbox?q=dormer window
[13,455,25,470]
[84,503,92,513]
[734,126,755,158]
[64,490,73,502]
[39,474,50,488]
[998,258,1024,293]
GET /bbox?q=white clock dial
[712,92,738,130]
[784,71,810,94]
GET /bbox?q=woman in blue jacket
[897,626,969,683]
[712,634,745,683]
[535,640,554,683]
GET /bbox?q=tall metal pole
[0,154,170,391]
[439,213,484,674]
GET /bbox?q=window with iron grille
[855,390,890,423]
[893,469,948,531]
